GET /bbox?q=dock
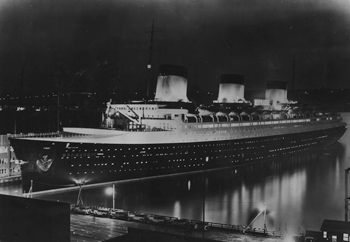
[71,214,284,242]
[71,214,127,242]
[0,134,22,182]
[70,205,284,242]
[0,174,21,183]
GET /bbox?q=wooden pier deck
[70,214,283,242]
[71,214,127,242]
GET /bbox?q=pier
[0,135,21,183]
[0,191,284,242]
[70,213,283,242]
[70,205,283,242]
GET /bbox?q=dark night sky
[0,0,349,96]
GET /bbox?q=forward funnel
[154,64,189,102]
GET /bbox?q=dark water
[2,113,350,234]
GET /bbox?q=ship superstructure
[9,64,347,192]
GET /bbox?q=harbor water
[2,113,350,234]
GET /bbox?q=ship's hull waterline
[10,119,346,193]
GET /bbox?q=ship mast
[145,19,161,99]
[15,62,26,134]
[292,54,296,91]
[147,19,155,70]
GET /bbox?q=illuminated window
[344,233,348,241]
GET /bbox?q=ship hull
[10,124,346,193]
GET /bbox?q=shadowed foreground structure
[0,194,70,242]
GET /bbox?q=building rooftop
[321,220,350,233]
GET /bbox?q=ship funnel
[154,64,189,102]
[216,74,245,103]
[265,81,288,104]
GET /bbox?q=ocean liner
[9,64,347,193]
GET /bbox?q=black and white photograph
[0,0,350,241]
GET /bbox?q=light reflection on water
[2,113,350,234]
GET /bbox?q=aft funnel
[265,81,288,104]
[216,74,245,103]
[154,64,189,102]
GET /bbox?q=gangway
[243,203,269,235]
